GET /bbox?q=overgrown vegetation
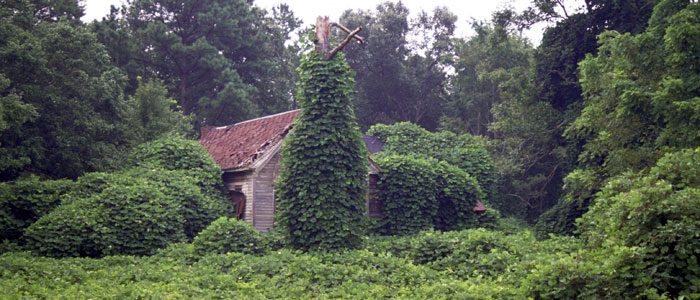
[0,0,698,297]
[2,137,232,257]
[9,224,678,299]
[192,217,266,256]
[373,155,489,235]
[275,51,368,251]
[537,0,700,236]
[368,122,497,203]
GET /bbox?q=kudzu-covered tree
[275,18,368,250]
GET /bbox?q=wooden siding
[222,154,380,232]
[367,174,383,217]
[252,152,281,232]
[223,171,255,225]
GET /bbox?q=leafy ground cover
[0,222,578,299]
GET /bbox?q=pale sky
[82,0,569,44]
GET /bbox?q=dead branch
[328,27,362,59]
[331,22,365,44]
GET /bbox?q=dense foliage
[340,3,456,130]
[0,7,133,180]
[24,175,187,257]
[0,226,587,299]
[10,224,674,299]
[6,137,232,257]
[1,0,698,297]
[368,122,497,202]
[95,0,301,125]
[127,136,228,197]
[374,155,488,235]
[0,177,74,241]
[578,148,700,297]
[192,217,265,256]
[433,161,485,231]
[374,155,437,235]
[538,0,700,236]
[275,51,368,251]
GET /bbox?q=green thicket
[374,155,489,235]
[374,155,437,235]
[127,136,229,199]
[0,226,584,299]
[12,137,232,257]
[433,161,485,231]
[275,51,368,251]
[0,177,74,241]
[368,122,497,202]
[192,217,265,256]
[537,0,700,236]
[578,148,700,296]
[24,175,187,257]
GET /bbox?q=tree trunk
[315,16,332,58]
[315,16,364,60]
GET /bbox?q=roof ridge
[214,109,300,130]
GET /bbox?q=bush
[578,147,700,297]
[127,136,226,196]
[0,177,74,242]
[534,169,599,238]
[433,161,484,231]
[366,228,581,284]
[193,217,265,256]
[375,155,437,235]
[521,247,663,299]
[24,175,187,257]
[124,136,233,238]
[22,168,232,257]
[1,228,593,299]
[374,156,496,235]
[123,168,232,239]
[368,122,498,200]
[16,137,233,257]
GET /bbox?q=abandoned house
[199,110,382,231]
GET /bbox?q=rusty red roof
[199,110,300,171]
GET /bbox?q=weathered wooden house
[199,110,382,231]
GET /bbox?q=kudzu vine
[275,51,368,250]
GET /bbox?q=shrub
[374,156,496,235]
[126,136,233,238]
[127,136,226,196]
[275,52,368,250]
[0,177,74,242]
[262,228,288,251]
[433,161,484,231]
[467,208,500,229]
[368,122,498,200]
[375,155,437,235]
[521,247,662,299]
[153,243,199,265]
[24,175,187,257]
[578,147,700,297]
[17,136,233,257]
[123,168,232,239]
[192,217,266,256]
[0,228,593,299]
